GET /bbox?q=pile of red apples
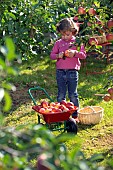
[36,100,76,114]
[103,87,113,102]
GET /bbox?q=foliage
[0,0,113,60]
[0,37,21,112]
[0,0,113,169]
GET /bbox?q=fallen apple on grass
[103,94,111,102]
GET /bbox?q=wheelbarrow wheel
[66,118,78,134]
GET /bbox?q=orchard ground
[4,50,113,168]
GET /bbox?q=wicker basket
[78,106,104,125]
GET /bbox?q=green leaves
[5,37,16,61]
[3,91,12,112]
[0,37,21,112]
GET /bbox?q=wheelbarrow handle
[28,86,54,105]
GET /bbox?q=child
[50,18,87,121]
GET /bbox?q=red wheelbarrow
[28,86,78,134]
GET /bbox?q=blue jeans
[56,69,79,117]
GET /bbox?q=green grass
[4,53,113,168]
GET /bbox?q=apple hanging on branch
[78,6,86,15]
[88,37,98,46]
[107,18,113,28]
[88,8,96,16]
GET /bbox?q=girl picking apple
[50,18,87,121]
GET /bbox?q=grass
[4,52,113,168]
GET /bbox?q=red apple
[49,102,56,107]
[67,105,75,110]
[73,15,78,21]
[64,50,69,57]
[35,105,41,112]
[87,22,92,27]
[60,100,67,106]
[88,8,96,16]
[106,33,113,42]
[41,101,49,108]
[59,104,67,111]
[66,101,74,106]
[88,38,98,46]
[107,87,113,95]
[39,108,46,113]
[78,7,86,15]
[54,103,60,109]
[107,19,113,28]
[62,106,69,112]
[96,21,102,25]
[103,94,111,102]
[44,108,52,113]
[51,108,62,113]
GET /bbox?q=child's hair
[56,18,79,35]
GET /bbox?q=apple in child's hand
[41,101,49,108]
[107,87,113,95]
[64,50,69,57]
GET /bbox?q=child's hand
[64,49,76,58]
[57,52,64,59]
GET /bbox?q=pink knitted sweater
[50,36,87,70]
